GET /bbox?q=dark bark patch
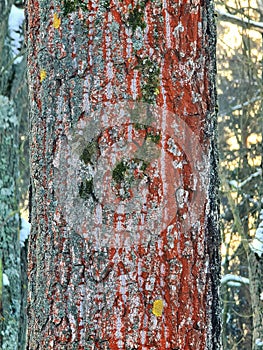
[79,179,94,200]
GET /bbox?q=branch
[220,171,250,254]
[249,207,263,257]
[218,95,261,118]
[0,48,27,76]
[239,169,262,188]
[229,169,263,190]
[221,273,250,286]
[216,9,263,34]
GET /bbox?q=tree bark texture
[0,96,21,349]
[0,0,15,96]
[26,0,220,349]
[248,251,263,350]
[0,1,24,349]
[0,0,13,74]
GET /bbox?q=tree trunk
[249,198,263,350]
[0,97,21,349]
[248,251,263,350]
[0,1,24,349]
[26,0,220,349]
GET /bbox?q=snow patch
[8,5,24,63]
[229,180,238,189]
[20,218,31,247]
[221,274,249,286]
[255,338,263,347]
[3,273,10,287]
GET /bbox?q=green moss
[64,0,75,14]
[80,140,99,165]
[147,131,161,144]
[112,159,148,184]
[112,158,150,200]
[63,0,89,15]
[141,61,160,103]
[112,159,148,200]
[100,0,110,10]
[134,123,147,131]
[134,123,161,144]
[133,123,161,144]
[128,7,146,32]
[135,58,160,104]
[127,0,149,32]
[112,160,128,183]
[133,158,149,171]
[79,179,94,200]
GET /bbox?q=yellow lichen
[154,88,160,95]
[152,299,164,317]
[40,69,47,82]
[53,13,61,29]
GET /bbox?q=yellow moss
[40,69,47,82]
[152,299,164,317]
[53,13,61,29]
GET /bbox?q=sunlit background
[217,0,263,348]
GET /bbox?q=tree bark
[216,9,263,34]
[248,251,263,350]
[0,1,24,349]
[0,96,21,349]
[26,0,220,349]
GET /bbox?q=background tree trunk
[217,3,263,347]
[0,96,21,349]
[248,250,263,350]
[26,0,220,349]
[0,1,22,349]
[0,2,28,349]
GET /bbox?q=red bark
[26,0,220,349]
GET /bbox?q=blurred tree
[0,0,28,349]
[216,0,263,348]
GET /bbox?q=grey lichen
[0,95,19,129]
[0,95,21,350]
